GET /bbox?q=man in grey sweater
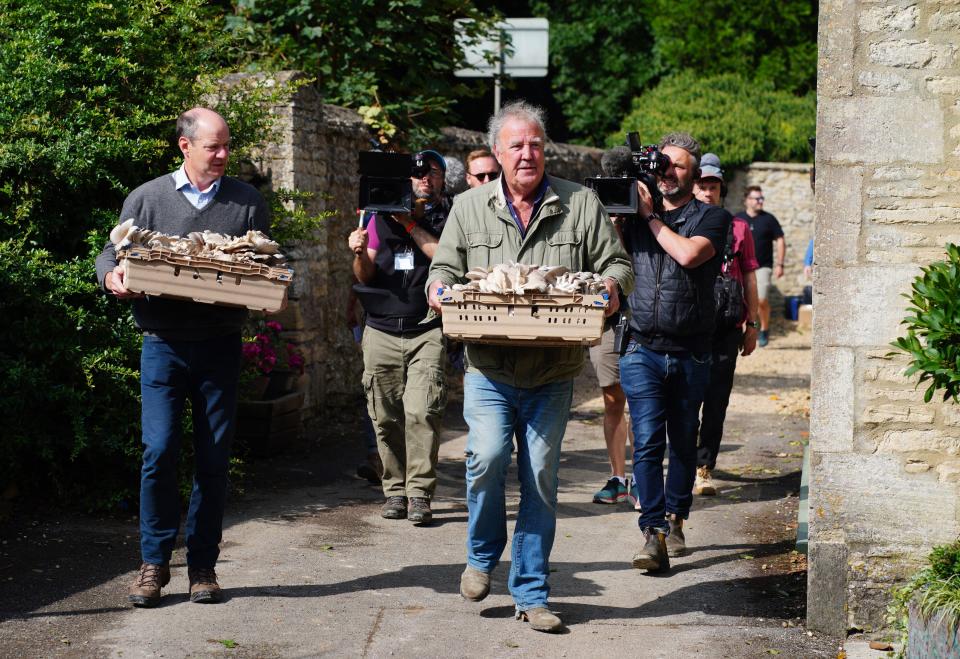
[96,107,270,607]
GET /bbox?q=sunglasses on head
[470,171,498,182]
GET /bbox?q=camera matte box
[439,289,608,347]
[121,248,293,312]
[584,177,638,214]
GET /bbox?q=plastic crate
[438,288,608,347]
[121,247,293,312]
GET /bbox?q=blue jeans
[619,342,711,531]
[462,373,573,610]
[139,333,241,568]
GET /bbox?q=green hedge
[613,71,816,168]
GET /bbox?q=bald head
[177,108,231,189]
[177,108,229,141]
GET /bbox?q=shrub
[613,71,816,168]
[888,541,960,656]
[0,0,307,508]
[892,244,960,403]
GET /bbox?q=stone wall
[809,0,960,636]
[253,85,605,426]
[254,84,818,436]
[726,163,815,297]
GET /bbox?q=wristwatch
[645,212,660,224]
[746,320,761,329]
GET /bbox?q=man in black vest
[619,133,732,573]
[347,149,449,526]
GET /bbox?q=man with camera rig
[427,101,632,633]
[618,132,732,573]
[347,149,450,526]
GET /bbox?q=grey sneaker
[459,566,490,601]
[381,495,408,519]
[632,527,670,573]
[408,497,432,525]
[516,607,563,633]
[666,514,686,557]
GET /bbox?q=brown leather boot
[128,562,170,607]
[188,566,222,603]
[632,528,670,573]
[666,513,686,557]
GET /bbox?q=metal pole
[494,28,505,115]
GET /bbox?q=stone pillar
[809,0,960,635]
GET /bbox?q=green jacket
[428,174,634,388]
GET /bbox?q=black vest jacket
[355,201,448,335]
[624,198,719,342]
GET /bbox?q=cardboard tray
[438,288,608,347]
[121,248,293,312]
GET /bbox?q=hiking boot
[188,566,222,603]
[408,497,433,526]
[128,562,170,607]
[592,477,628,504]
[693,466,717,496]
[627,481,642,511]
[381,495,408,519]
[632,527,670,573]
[459,566,490,601]
[758,330,769,347]
[666,514,686,557]
[516,607,563,633]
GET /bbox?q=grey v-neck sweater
[96,172,270,340]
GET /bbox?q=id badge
[395,249,415,271]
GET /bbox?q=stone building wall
[809,0,960,636]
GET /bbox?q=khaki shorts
[588,324,620,388]
[756,266,773,301]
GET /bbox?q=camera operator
[347,149,450,526]
[619,133,732,573]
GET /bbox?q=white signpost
[454,18,549,114]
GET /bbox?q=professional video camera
[584,132,670,214]
[358,148,438,213]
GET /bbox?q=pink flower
[266,321,283,332]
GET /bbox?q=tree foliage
[0,0,296,506]
[527,0,657,146]
[615,72,816,167]
[648,0,818,95]
[225,0,502,147]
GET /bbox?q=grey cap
[699,152,723,181]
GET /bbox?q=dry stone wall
[809,0,960,637]
[726,163,815,297]
[253,82,817,440]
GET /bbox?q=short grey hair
[487,101,547,151]
[176,108,227,140]
[659,132,701,168]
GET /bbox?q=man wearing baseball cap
[692,154,760,497]
[347,147,451,526]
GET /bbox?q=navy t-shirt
[735,210,783,268]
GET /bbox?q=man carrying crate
[427,101,633,633]
[96,108,271,607]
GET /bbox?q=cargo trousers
[361,325,446,498]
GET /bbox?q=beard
[659,177,692,204]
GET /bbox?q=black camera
[585,132,670,214]
[358,150,414,213]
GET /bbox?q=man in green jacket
[427,101,633,633]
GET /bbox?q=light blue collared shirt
[173,165,221,210]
